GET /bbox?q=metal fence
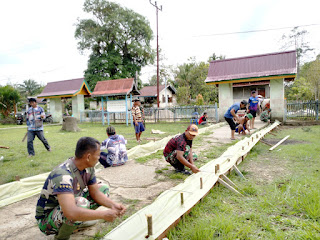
[286,100,319,120]
[80,104,219,124]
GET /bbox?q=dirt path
[0,121,267,240]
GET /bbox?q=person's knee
[75,197,90,209]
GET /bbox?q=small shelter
[38,78,91,122]
[91,78,140,126]
[138,84,177,108]
[205,50,297,121]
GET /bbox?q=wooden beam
[218,178,243,196]
[269,135,290,151]
[233,165,246,179]
[269,132,277,136]
[0,146,9,149]
[260,139,273,146]
[220,174,238,188]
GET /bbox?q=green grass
[0,122,189,184]
[167,125,320,239]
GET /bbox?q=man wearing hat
[26,97,51,156]
[235,113,253,135]
[99,126,128,167]
[131,99,145,143]
[224,100,248,140]
[163,124,200,175]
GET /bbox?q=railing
[286,100,319,120]
[80,104,219,124]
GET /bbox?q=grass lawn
[167,125,320,239]
[0,122,194,184]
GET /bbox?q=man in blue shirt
[224,100,248,140]
[248,90,261,129]
[26,98,51,156]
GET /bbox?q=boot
[54,223,77,240]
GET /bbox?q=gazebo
[38,78,91,123]
[91,78,140,126]
[205,50,297,121]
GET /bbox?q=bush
[0,116,16,125]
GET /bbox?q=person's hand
[134,121,138,126]
[112,203,126,216]
[102,209,119,222]
[190,165,200,173]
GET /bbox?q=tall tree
[305,55,320,100]
[75,0,154,90]
[17,79,41,98]
[0,85,20,117]
[281,27,314,78]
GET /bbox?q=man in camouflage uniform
[35,137,126,240]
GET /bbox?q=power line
[192,23,320,38]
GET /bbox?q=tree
[75,0,154,90]
[0,85,20,117]
[17,79,42,98]
[176,86,191,105]
[281,27,314,78]
[285,77,313,101]
[305,56,320,100]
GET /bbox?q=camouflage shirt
[35,158,96,220]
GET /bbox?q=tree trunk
[61,117,80,132]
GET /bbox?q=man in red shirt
[199,112,208,125]
[163,124,200,175]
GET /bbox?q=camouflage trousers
[165,146,198,170]
[37,183,110,236]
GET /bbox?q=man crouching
[163,124,200,175]
[35,137,126,240]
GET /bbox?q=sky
[0,0,319,87]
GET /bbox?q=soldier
[35,137,126,240]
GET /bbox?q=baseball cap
[106,126,115,135]
[241,100,248,106]
[28,97,37,103]
[187,124,198,136]
[246,113,253,120]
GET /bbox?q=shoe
[175,169,191,175]
[28,154,35,158]
[47,148,51,152]
[77,220,98,229]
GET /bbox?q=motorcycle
[15,113,24,125]
[44,114,53,124]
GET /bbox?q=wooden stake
[220,174,238,188]
[0,146,9,149]
[215,164,220,174]
[218,178,243,196]
[269,132,277,136]
[260,139,273,146]
[200,177,203,189]
[180,192,184,205]
[251,137,254,142]
[15,175,20,181]
[269,135,290,151]
[242,146,244,150]
[233,165,246,179]
[146,214,153,236]
[256,134,258,139]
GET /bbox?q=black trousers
[27,130,50,155]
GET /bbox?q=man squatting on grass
[163,124,200,175]
[224,100,248,140]
[131,99,145,143]
[35,137,126,240]
[26,97,51,156]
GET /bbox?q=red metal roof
[138,85,177,97]
[38,78,91,98]
[205,50,297,84]
[91,78,139,97]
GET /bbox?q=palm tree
[0,85,20,116]
[17,79,41,98]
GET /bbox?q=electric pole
[149,0,162,108]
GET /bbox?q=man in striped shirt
[131,99,145,143]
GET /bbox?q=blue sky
[0,0,319,86]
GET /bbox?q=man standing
[163,124,200,175]
[35,137,126,240]
[248,90,261,129]
[26,98,51,156]
[224,100,248,140]
[131,99,145,143]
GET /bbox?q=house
[205,50,297,121]
[138,84,177,108]
[91,78,140,125]
[38,78,91,122]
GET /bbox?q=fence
[286,100,319,121]
[80,104,219,124]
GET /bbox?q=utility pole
[149,0,162,108]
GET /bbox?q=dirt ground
[0,120,268,240]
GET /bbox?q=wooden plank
[260,139,273,146]
[269,135,290,151]
[0,146,9,149]
[233,165,246,179]
[218,178,243,196]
